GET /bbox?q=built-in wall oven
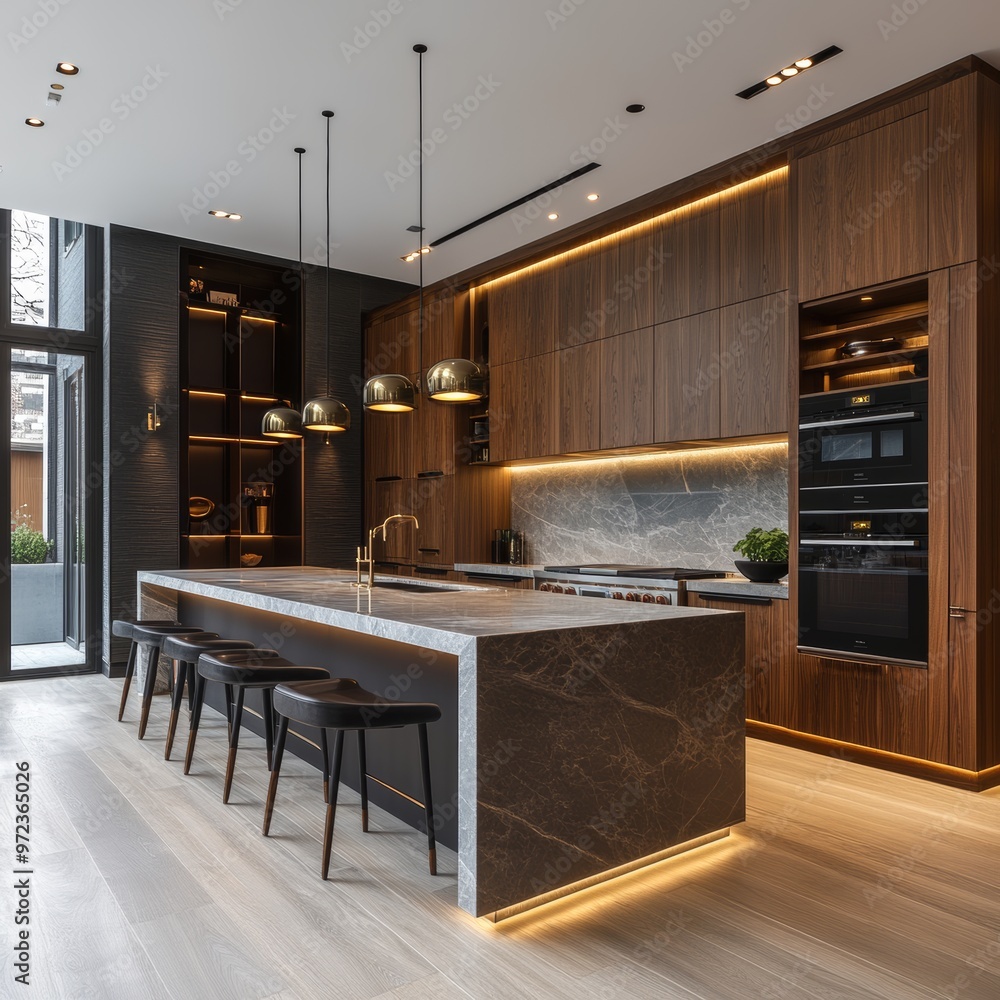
[798,509,928,667]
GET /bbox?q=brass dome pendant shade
[425,358,486,402]
[302,110,350,435]
[262,147,308,439]
[364,374,417,412]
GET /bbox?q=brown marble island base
[137,568,745,918]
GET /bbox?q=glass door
[2,346,93,678]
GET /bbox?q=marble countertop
[685,577,790,600]
[139,567,728,654]
[454,563,541,578]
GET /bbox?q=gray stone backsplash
[510,442,788,570]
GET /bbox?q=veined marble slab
[137,567,745,917]
[454,563,542,579]
[686,577,790,600]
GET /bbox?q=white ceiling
[3,0,998,284]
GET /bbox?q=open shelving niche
[180,252,303,570]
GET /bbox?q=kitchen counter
[137,567,745,917]
[685,577,790,600]
[453,562,540,579]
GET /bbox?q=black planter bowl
[734,559,788,584]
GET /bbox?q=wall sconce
[146,403,161,432]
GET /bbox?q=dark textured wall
[102,224,410,670]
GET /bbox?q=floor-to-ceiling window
[1,208,102,680]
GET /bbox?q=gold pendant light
[425,357,486,402]
[262,147,307,439]
[302,109,350,435]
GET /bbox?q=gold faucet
[355,514,420,590]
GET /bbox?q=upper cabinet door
[557,240,617,347]
[653,201,721,323]
[600,328,654,449]
[720,169,789,306]
[719,293,788,438]
[654,311,721,443]
[558,341,601,453]
[796,113,929,302]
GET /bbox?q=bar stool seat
[112,618,178,722]
[186,649,331,804]
[128,624,210,739]
[265,678,442,878]
[159,634,256,761]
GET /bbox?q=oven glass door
[798,408,927,487]
[798,540,928,665]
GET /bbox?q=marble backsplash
[510,443,788,571]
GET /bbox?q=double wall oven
[798,382,929,667]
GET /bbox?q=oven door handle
[800,538,920,548]
[798,410,920,430]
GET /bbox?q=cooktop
[542,564,728,580]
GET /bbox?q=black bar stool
[112,618,178,722]
[187,649,331,803]
[128,624,211,739]
[264,678,442,878]
[160,634,257,760]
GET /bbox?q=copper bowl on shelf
[188,496,215,519]
[240,553,263,567]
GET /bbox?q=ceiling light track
[736,45,843,100]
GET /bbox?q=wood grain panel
[454,465,511,565]
[600,328,654,449]
[529,351,560,458]
[720,170,789,306]
[947,261,979,770]
[719,293,789,437]
[790,94,928,158]
[365,407,412,480]
[653,311,720,442]
[653,202,721,323]
[797,655,884,750]
[370,478,415,564]
[486,362,519,463]
[522,266,559,358]
[979,73,1000,271]
[612,222,657,335]
[11,450,43,525]
[408,474,454,566]
[879,665,929,760]
[486,274,521,366]
[927,77,977,269]
[558,341,601,452]
[925,268,951,764]
[414,392,458,476]
[556,239,617,348]
[796,112,929,301]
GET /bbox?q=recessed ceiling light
[56,62,79,75]
[547,213,559,220]
[420,246,431,254]
[25,118,44,128]
[228,214,242,221]
[625,104,645,114]
[860,295,873,302]
[208,210,241,220]
[736,45,843,100]
[586,193,599,202]
[50,83,65,91]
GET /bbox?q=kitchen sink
[371,581,464,594]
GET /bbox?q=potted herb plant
[732,527,789,583]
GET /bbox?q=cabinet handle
[697,592,774,606]
[417,470,445,478]
[949,606,973,618]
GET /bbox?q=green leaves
[733,527,789,563]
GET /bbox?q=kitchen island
[137,567,745,918]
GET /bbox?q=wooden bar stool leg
[224,684,234,740]
[117,639,138,721]
[357,730,369,832]
[322,730,345,880]
[223,686,246,804]
[418,723,437,875]
[184,673,208,775]
[262,689,275,771]
[137,646,160,740]
[262,715,289,837]
[164,660,190,760]
[320,728,330,803]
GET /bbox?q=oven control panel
[536,580,674,604]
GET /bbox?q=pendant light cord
[294,146,305,409]
[324,110,333,397]
[416,44,426,389]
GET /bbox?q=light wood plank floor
[1,674,999,999]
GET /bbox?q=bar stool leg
[262,689,275,770]
[117,639,138,721]
[184,673,208,775]
[320,728,330,803]
[164,659,190,760]
[418,723,437,875]
[137,646,161,740]
[322,730,345,880]
[224,684,234,740]
[223,686,246,804]
[357,730,369,832]
[262,715,289,836]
